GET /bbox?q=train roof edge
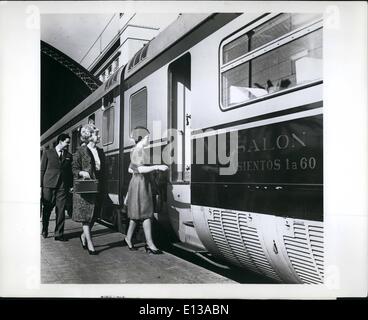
[124,13,214,78]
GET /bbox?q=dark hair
[131,126,150,144]
[57,133,70,144]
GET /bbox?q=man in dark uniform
[41,133,73,241]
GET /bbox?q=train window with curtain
[102,106,114,145]
[130,87,147,132]
[220,13,323,110]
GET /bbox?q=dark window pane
[130,89,147,130]
[102,107,114,145]
[141,44,149,59]
[222,13,321,65]
[223,33,249,64]
[72,129,80,153]
[134,49,142,66]
[128,58,134,70]
[88,114,95,125]
[251,13,321,51]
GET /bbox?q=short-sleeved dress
[126,146,153,220]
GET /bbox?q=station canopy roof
[41,41,101,134]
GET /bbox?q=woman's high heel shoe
[123,238,137,251]
[79,234,87,250]
[144,244,162,254]
[88,249,98,255]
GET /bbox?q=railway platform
[41,213,239,284]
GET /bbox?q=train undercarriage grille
[283,224,324,284]
[239,218,281,282]
[207,209,281,282]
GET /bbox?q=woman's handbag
[74,178,99,194]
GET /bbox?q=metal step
[183,220,195,227]
[172,241,207,254]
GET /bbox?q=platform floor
[41,213,238,284]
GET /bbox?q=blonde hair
[80,124,99,143]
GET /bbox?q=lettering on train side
[236,130,320,173]
[237,157,317,172]
[238,132,307,153]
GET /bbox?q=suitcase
[74,179,99,193]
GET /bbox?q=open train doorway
[168,53,191,183]
[167,53,203,249]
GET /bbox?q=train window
[220,13,323,110]
[102,106,114,145]
[113,67,119,81]
[250,13,320,51]
[134,49,142,66]
[114,57,119,71]
[141,43,149,60]
[72,127,80,153]
[128,44,149,71]
[88,114,95,125]
[128,58,135,71]
[222,32,250,65]
[130,88,147,132]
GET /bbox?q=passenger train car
[41,13,323,284]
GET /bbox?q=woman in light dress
[124,126,168,254]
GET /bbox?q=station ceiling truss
[41,41,101,92]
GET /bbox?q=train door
[101,97,120,223]
[167,53,202,248]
